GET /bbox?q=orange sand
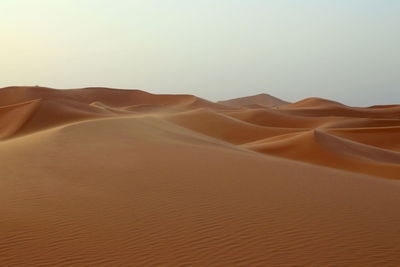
[0,86,399,266]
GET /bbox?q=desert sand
[0,86,399,266]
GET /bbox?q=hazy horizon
[1,0,399,106]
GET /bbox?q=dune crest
[1,86,400,266]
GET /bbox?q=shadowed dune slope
[0,87,400,266]
[0,99,41,139]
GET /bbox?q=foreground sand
[0,87,399,266]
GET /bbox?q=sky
[1,0,399,106]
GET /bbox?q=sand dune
[0,99,40,139]
[0,86,226,110]
[1,86,400,266]
[321,117,400,128]
[218,93,289,108]
[243,130,400,179]
[225,108,343,128]
[280,100,400,119]
[327,126,400,152]
[283,97,346,108]
[164,108,302,144]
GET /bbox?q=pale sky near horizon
[1,0,399,106]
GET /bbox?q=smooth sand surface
[1,86,400,266]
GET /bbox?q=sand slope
[1,86,400,266]
[243,130,400,179]
[0,99,41,139]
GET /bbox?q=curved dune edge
[0,99,41,139]
[242,129,400,179]
[0,86,400,266]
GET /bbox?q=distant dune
[218,93,289,108]
[1,86,400,266]
[282,96,346,108]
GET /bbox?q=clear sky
[1,0,399,106]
